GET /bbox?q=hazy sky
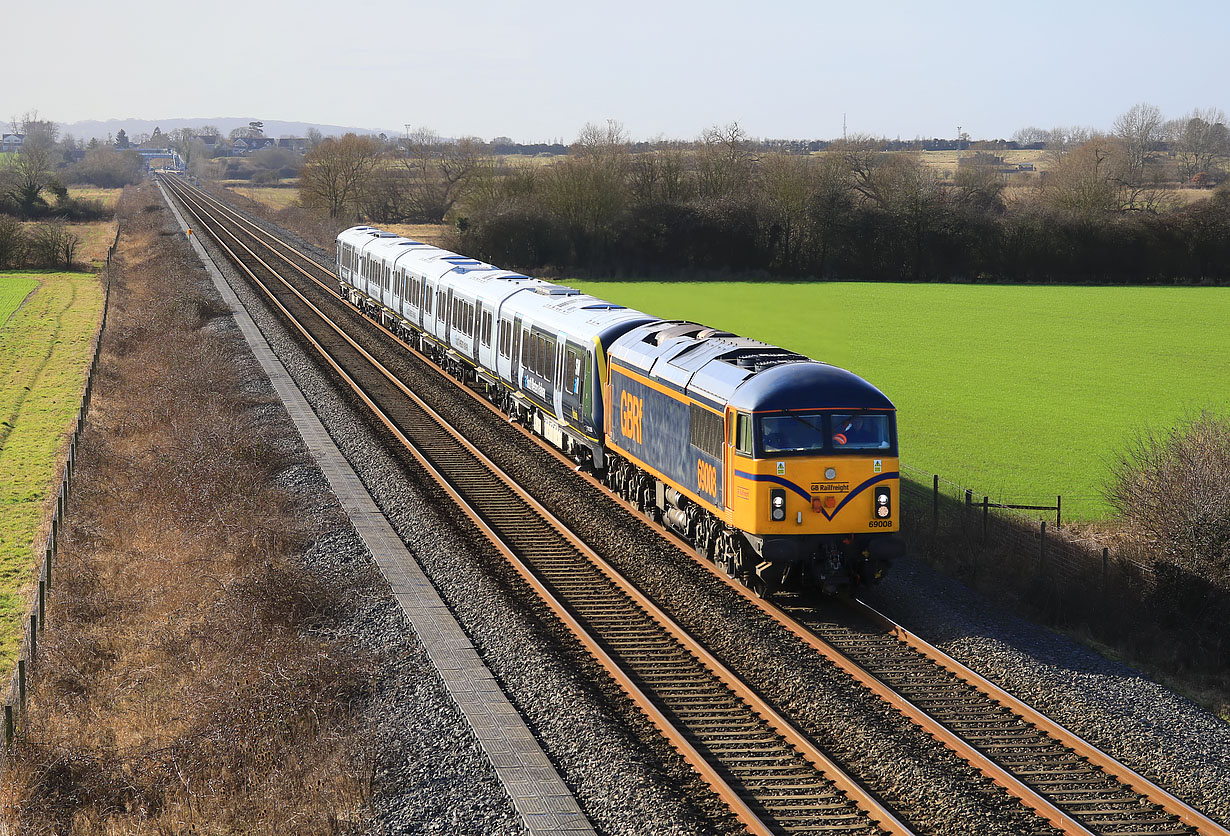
[8,0,1228,142]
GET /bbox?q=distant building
[277,137,309,153]
[231,136,276,153]
[1,133,24,153]
[195,134,219,148]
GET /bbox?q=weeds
[1,182,376,834]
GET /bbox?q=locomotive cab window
[830,413,894,452]
[734,413,753,457]
[760,413,827,455]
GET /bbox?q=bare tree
[541,123,631,253]
[696,122,759,201]
[629,140,690,204]
[761,152,819,269]
[397,128,485,222]
[1113,102,1165,182]
[0,215,27,268]
[11,109,59,149]
[6,144,56,214]
[1174,108,1230,181]
[1011,126,1048,146]
[30,220,79,268]
[1043,125,1093,165]
[298,134,384,218]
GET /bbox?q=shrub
[0,215,26,268]
[28,220,80,269]
[1106,411,1230,587]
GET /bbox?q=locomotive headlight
[873,487,892,518]
[824,468,837,480]
[770,489,787,521]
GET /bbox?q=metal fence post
[1039,521,1047,569]
[982,496,989,541]
[1056,495,1062,529]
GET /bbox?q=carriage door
[561,341,589,429]
[444,287,454,344]
[511,316,523,383]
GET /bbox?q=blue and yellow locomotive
[337,226,902,595]
[603,320,902,595]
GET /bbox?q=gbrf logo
[620,391,643,444]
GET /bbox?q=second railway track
[160,174,1230,836]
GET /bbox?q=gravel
[862,557,1230,826]
[179,185,1230,835]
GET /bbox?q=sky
[7,0,1229,143]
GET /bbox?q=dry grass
[16,221,119,269]
[230,186,302,211]
[375,223,452,247]
[65,188,123,209]
[0,183,377,834]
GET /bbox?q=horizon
[6,0,1228,145]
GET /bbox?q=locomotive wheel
[715,531,743,579]
[694,517,716,560]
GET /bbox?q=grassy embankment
[566,280,1230,521]
[3,185,374,832]
[0,271,103,676]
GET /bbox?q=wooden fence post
[932,474,939,532]
[982,496,989,541]
[1039,521,1047,569]
[1056,495,1062,529]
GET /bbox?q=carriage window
[482,311,493,346]
[564,345,583,395]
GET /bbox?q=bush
[0,215,26,268]
[28,220,79,269]
[65,149,144,189]
[1106,411,1230,587]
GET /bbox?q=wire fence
[899,462,1154,590]
[1,226,117,763]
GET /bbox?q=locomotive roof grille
[723,348,807,370]
[534,286,580,296]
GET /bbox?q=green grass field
[566,281,1230,521]
[0,271,104,675]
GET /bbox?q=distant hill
[58,117,397,142]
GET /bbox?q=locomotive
[336,225,903,594]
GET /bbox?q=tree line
[299,105,1230,284]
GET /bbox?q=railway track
[163,176,913,836]
[159,175,1230,836]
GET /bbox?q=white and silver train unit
[336,226,656,466]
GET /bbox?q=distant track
[161,174,1230,836]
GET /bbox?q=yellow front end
[727,454,901,537]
